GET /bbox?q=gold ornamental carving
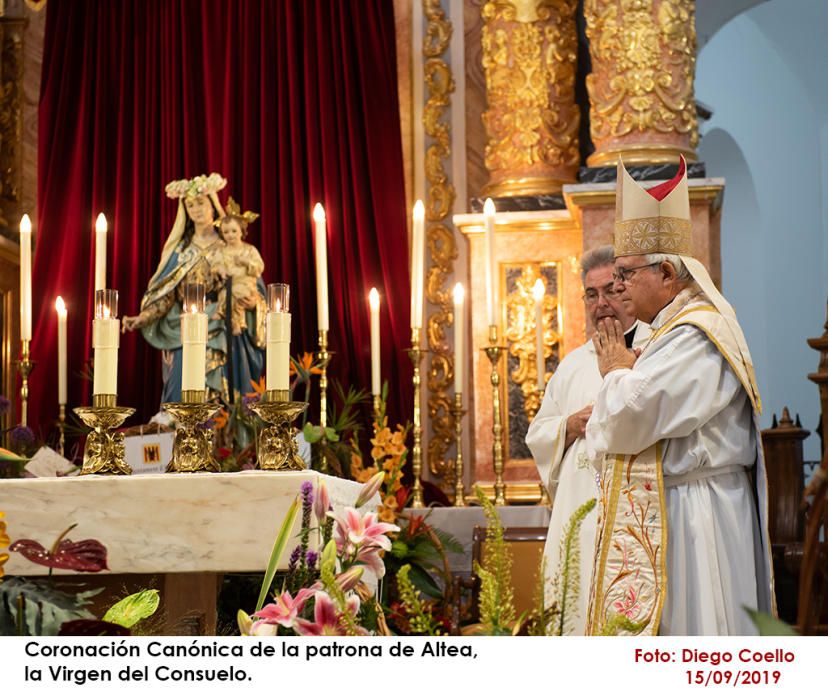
[584,0,698,166]
[423,0,457,489]
[0,18,25,230]
[481,0,580,196]
[504,265,560,424]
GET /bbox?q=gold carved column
[584,0,698,166]
[423,0,458,490]
[0,16,25,232]
[481,0,580,196]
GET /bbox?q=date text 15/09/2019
[634,648,795,665]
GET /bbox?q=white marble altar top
[1,471,366,576]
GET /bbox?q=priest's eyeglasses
[612,262,659,283]
[583,285,620,304]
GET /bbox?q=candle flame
[20,214,31,235]
[453,283,464,305]
[55,296,67,314]
[189,304,198,314]
[369,287,380,311]
[413,200,425,222]
[533,278,545,302]
[274,298,282,313]
[483,198,496,216]
[313,203,326,222]
[102,306,111,319]
[95,212,108,234]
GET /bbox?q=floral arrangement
[164,172,227,200]
[240,475,398,636]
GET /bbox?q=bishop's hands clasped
[594,317,638,377]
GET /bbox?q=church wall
[696,0,827,461]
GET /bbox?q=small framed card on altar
[123,426,174,475]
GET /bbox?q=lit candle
[369,288,380,396]
[19,215,32,341]
[55,296,67,405]
[180,284,207,394]
[483,198,497,329]
[313,203,329,332]
[266,283,291,392]
[453,283,465,392]
[93,290,120,397]
[410,200,425,333]
[533,278,545,391]
[95,213,107,292]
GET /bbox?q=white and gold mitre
[615,156,692,257]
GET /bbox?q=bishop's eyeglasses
[612,262,659,283]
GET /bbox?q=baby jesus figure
[214,197,265,336]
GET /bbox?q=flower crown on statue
[165,172,228,200]
[214,196,260,229]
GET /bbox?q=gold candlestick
[451,391,467,507]
[57,403,66,457]
[317,329,330,471]
[74,396,135,475]
[16,339,34,426]
[484,324,507,505]
[162,395,220,473]
[372,392,382,468]
[407,328,426,508]
[251,390,309,470]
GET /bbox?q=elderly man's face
[583,264,636,332]
[612,254,674,323]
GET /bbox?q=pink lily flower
[254,588,314,629]
[357,547,388,579]
[294,591,367,636]
[332,507,400,558]
[314,481,331,524]
[354,471,385,508]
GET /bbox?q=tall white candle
[181,306,208,393]
[483,198,497,329]
[266,302,291,392]
[19,215,32,341]
[55,296,67,405]
[533,278,545,391]
[95,213,107,292]
[453,283,465,392]
[93,306,119,396]
[313,203,329,332]
[410,200,425,332]
[369,288,381,396]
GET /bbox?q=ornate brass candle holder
[484,324,507,505]
[451,391,467,507]
[74,395,135,475]
[407,328,426,508]
[15,339,34,426]
[162,391,221,473]
[317,329,330,471]
[371,392,382,468]
[251,389,309,471]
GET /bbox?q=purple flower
[288,545,301,573]
[241,395,258,416]
[197,417,216,430]
[10,424,34,446]
[301,481,314,508]
[0,395,10,415]
[305,550,319,569]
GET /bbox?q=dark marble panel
[469,193,567,213]
[578,161,707,184]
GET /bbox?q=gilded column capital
[584,0,699,166]
[481,0,580,197]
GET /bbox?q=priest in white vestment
[526,245,648,635]
[585,158,774,636]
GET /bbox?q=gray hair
[643,253,692,281]
[580,245,615,285]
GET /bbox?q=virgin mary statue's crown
[614,156,693,257]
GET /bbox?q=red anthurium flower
[10,524,108,572]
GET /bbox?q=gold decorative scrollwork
[0,18,24,229]
[505,265,560,422]
[480,0,579,195]
[423,0,457,488]
[584,0,698,154]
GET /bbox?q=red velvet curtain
[30,0,411,439]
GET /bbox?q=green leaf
[256,496,301,612]
[390,540,409,558]
[303,424,324,443]
[324,427,339,443]
[744,608,798,636]
[102,589,160,628]
[0,578,101,635]
[406,564,442,599]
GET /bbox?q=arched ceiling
[696,0,769,47]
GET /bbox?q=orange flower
[291,352,322,376]
[213,408,229,430]
[248,376,266,397]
